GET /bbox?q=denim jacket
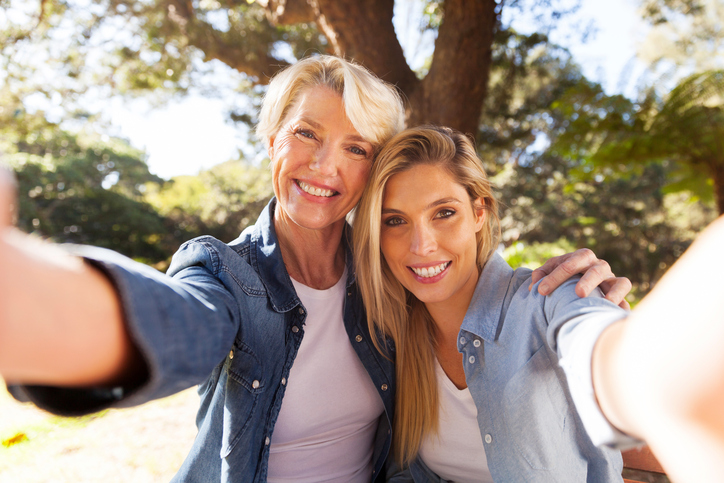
[14,198,396,482]
[388,254,628,483]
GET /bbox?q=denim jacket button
[298,308,304,315]
[485,434,492,444]
[252,380,260,389]
[281,377,287,385]
[468,355,476,364]
[459,336,466,345]
[265,437,270,446]
[355,335,363,342]
[291,326,300,333]
[473,339,481,348]
[228,350,234,360]
[381,384,388,391]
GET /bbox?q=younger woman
[354,125,724,482]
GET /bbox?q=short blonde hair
[354,125,500,466]
[256,55,405,151]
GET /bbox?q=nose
[410,222,437,256]
[309,144,337,176]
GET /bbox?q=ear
[473,197,487,233]
[267,135,276,160]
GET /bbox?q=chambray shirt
[389,253,630,483]
[13,199,396,483]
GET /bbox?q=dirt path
[0,381,199,483]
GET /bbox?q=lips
[296,180,337,198]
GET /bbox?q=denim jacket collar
[250,198,356,314]
[460,253,514,343]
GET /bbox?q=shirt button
[252,380,260,389]
[265,436,270,445]
[459,336,466,345]
[468,355,476,364]
[281,377,287,385]
[355,335,363,342]
[473,339,481,348]
[381,384,388,391]
[228,350,234,360]
[485,434,492,444]
[291,326,299,333]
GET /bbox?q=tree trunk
[712,162,724,215]
[310,0,499,135]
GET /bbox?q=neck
[426,268,482,351]
[274,209,346,290]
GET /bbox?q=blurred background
[0,0,722,480]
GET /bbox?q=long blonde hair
[354,126,500,466]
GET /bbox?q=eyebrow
[298,117,372,146]
[382,197,465,214]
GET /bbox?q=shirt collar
[250,198,355,313]
[460,252,514,343]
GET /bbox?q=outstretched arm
[0,168,139,387]
[592,215,724,483]
[530,248,633,309]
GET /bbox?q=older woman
[353,125,724,482]
[0,57,628,482]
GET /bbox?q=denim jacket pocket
[503,346,572,471]
[220,341,265,458]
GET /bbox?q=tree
[2,0,587,139]
[551,70,724,214]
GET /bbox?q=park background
[1,0,722,480]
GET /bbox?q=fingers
[0,166,17,229]
[533,248,598,295]
[598,277,633,309]
[528,252,574,291]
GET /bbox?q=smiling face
[380,163,486,310]
[269,85,374,232]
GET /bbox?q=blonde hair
[256,55,406,151]
[354,126,500,466]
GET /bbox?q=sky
[108,0,648,180]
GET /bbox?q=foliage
[550,70,724,214]
[2,109,183,264]
[144,160,273,244]
[638,0,724,74]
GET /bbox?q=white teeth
[298,181,335,197]
[411,262,450,278]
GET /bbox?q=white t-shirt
[267,269,384,482]
[419,359,494,483]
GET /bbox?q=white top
[419,359,494,483]
[267,268,384,483]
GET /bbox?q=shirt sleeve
[13,239,242,416]
[555,298,643,449]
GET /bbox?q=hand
[529,248,632,309]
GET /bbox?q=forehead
[285,86,365,137]
[383,164,466,205]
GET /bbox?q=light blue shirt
[390,253,631,482]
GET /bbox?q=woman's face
[269,85,374,231]
[380,163,486,308]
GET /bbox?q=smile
[410,262,450,278]
[297,180,337,198]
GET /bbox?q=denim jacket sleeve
[11,238,244,415]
